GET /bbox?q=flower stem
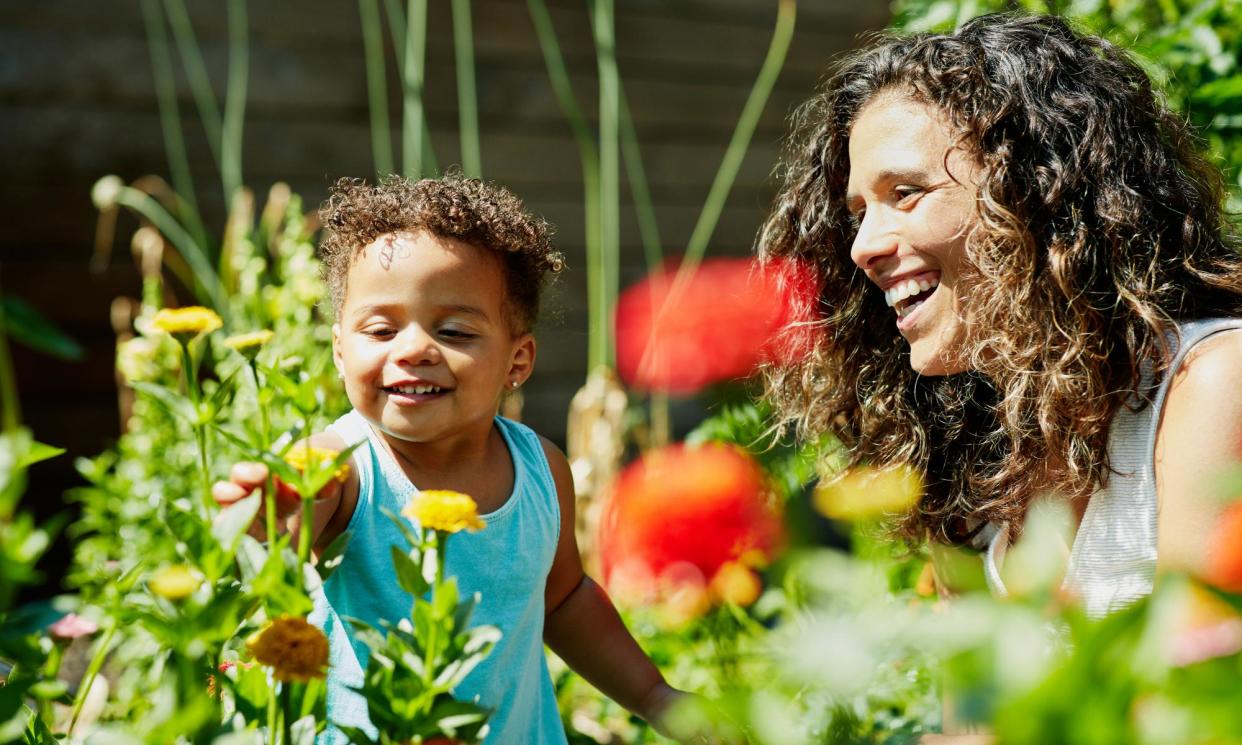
[69,621,117,733]
[298,494,313,579]
[267,680,279,745]
[280,681,294,745]
[180,339,213,515]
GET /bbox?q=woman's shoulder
[1153,323,1242,572]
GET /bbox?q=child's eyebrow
[349,303,492,320]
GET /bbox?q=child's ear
[331,323,345,379]
[507,333,536,388]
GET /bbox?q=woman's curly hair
[758,13,1242,544]
[319,171,564,332]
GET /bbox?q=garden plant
[3,0,1242,744]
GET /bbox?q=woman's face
[845,93,981,376]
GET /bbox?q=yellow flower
[149,565,201,601]
[709,561,762,607]
[246,616,329,682]
[222,329,274,353]
[284,445,350,484]
[150,307,223,338]
[402,490,485,534]
[813,464,923,521]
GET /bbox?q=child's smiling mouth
[382,382,451,404]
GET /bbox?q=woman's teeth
[884,277,939,319]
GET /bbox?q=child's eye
[439,328,476,341]
[365,327,396,339]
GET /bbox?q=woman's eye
[847,209,865,229]
[895,186,923,206]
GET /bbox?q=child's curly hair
[758,13,1242,544]
[319,171,564,332]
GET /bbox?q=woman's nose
[848,211,898,272]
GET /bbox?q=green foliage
[892,0,1242,210]
[342,513,500,745]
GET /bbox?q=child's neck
[377,422,516,515]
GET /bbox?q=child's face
[332,231,534,446]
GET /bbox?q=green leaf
[235,535,269,582]
[333,725,377,745]
[1195,75,1242,104]
[0,296,85,361]
[130,381,196,422]
[14,441,64,470]
[315,530,352,582]
[211,490,261,554]
[391,546,427,597]
[289,714,318,745]
[381,505,422,550]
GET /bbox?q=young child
[214,173,689,743]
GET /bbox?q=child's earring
[509,380,520,390]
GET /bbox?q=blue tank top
[310,410,568,744]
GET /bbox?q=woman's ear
[507,333,536,388]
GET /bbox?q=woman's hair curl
[759,13,1242,543]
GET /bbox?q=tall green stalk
[359,0,395,178]
[451,0,483,177]
[221,0,249,205]
[527,0,604,369]
[619,91,663,272]
[140,0,208,251]
[677,0,796,282]
[382,0,440,176]
[162,0,224,167]
[593,0,620,369]
[113,186,227,313]
[0,275,18,433]
[402,0,429,179]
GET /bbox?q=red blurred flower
[615,257,819,394]
[597,443,783,606]
[1205,501,1242,593]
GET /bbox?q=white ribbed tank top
[982,318,1242,617]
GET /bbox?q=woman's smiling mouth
[884,273,941,320]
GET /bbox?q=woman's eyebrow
[845,167,930,209]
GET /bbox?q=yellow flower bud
[149,565,201,601]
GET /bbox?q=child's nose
[393,325,441,365]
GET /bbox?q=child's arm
[538,439,686,735]
[211,431,359,557]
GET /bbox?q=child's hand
[642,684,745,745]
[211,460,346,551]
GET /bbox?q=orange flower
[247,616,329,682]
[1204,501,1242,593]
[598,444,782,605]
[615,257,819,394]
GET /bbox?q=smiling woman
[757,12,1242,614]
